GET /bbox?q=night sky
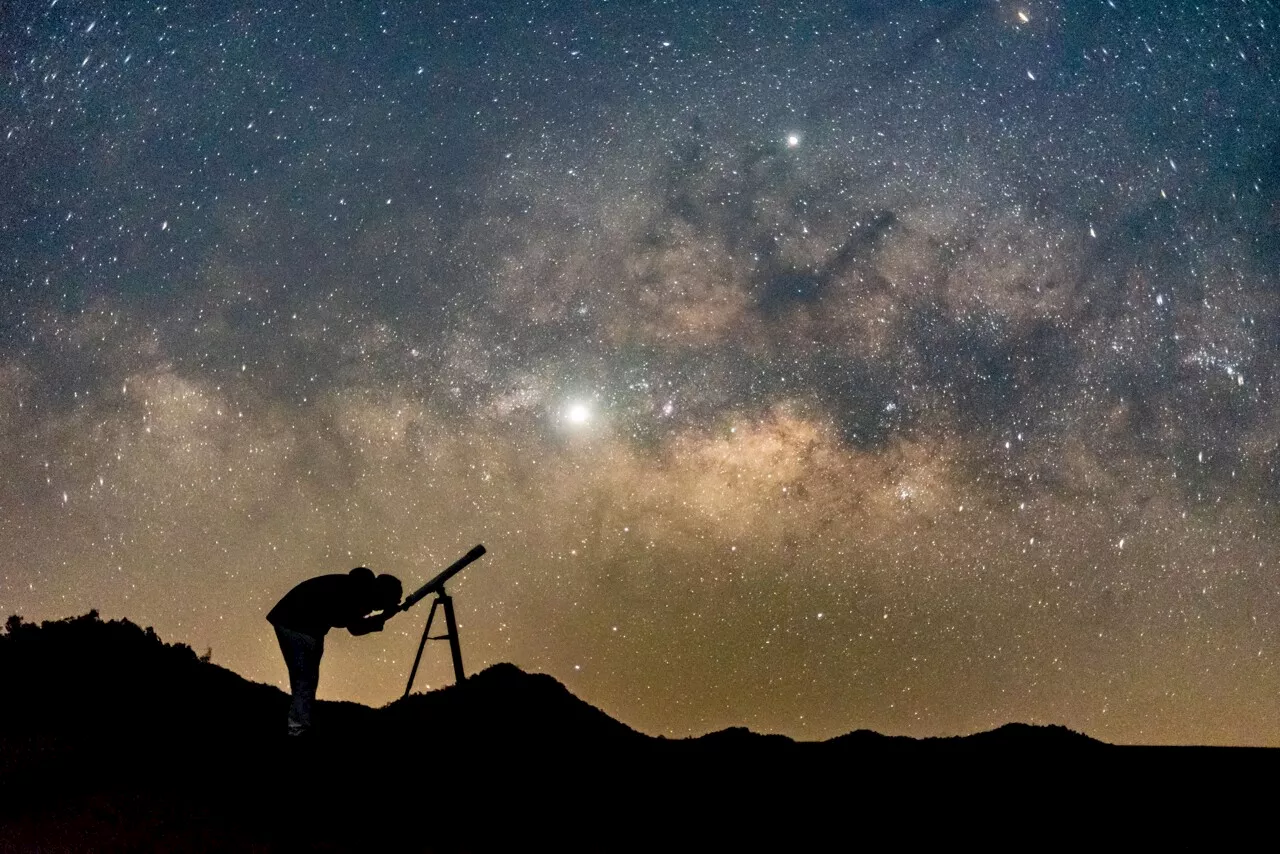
[4,0,1280,745]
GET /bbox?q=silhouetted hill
[1,613,1275,851]
[381,661,646,753]
[0,611,284,742]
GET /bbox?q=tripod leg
[403,598,440,698]
[440,593,466,684]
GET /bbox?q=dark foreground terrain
[1,613,1274,851]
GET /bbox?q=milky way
[4,0,1280,744]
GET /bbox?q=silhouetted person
[267,567,402,736]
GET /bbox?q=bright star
[566,403,591,424]
[786,133,801,148]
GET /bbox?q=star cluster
[3,0,1280,744]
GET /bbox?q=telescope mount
[403,585,466,697]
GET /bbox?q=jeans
[274,625,324,736]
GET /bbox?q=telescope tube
[402,544,486,610]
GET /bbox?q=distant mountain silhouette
[1,613,1274,851]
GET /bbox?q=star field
[3,0,1280,744]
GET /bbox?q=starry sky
[4,0,1280,745]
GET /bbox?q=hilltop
[0,613,1272,850]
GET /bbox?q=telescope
[401,544,486,611]
[400,544,487,696]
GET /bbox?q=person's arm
[346,613,386,635]
[346,607,401,636]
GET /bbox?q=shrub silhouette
[0,611,280,743]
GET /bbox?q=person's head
[374,574,402,611]
[349,566,375,586]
